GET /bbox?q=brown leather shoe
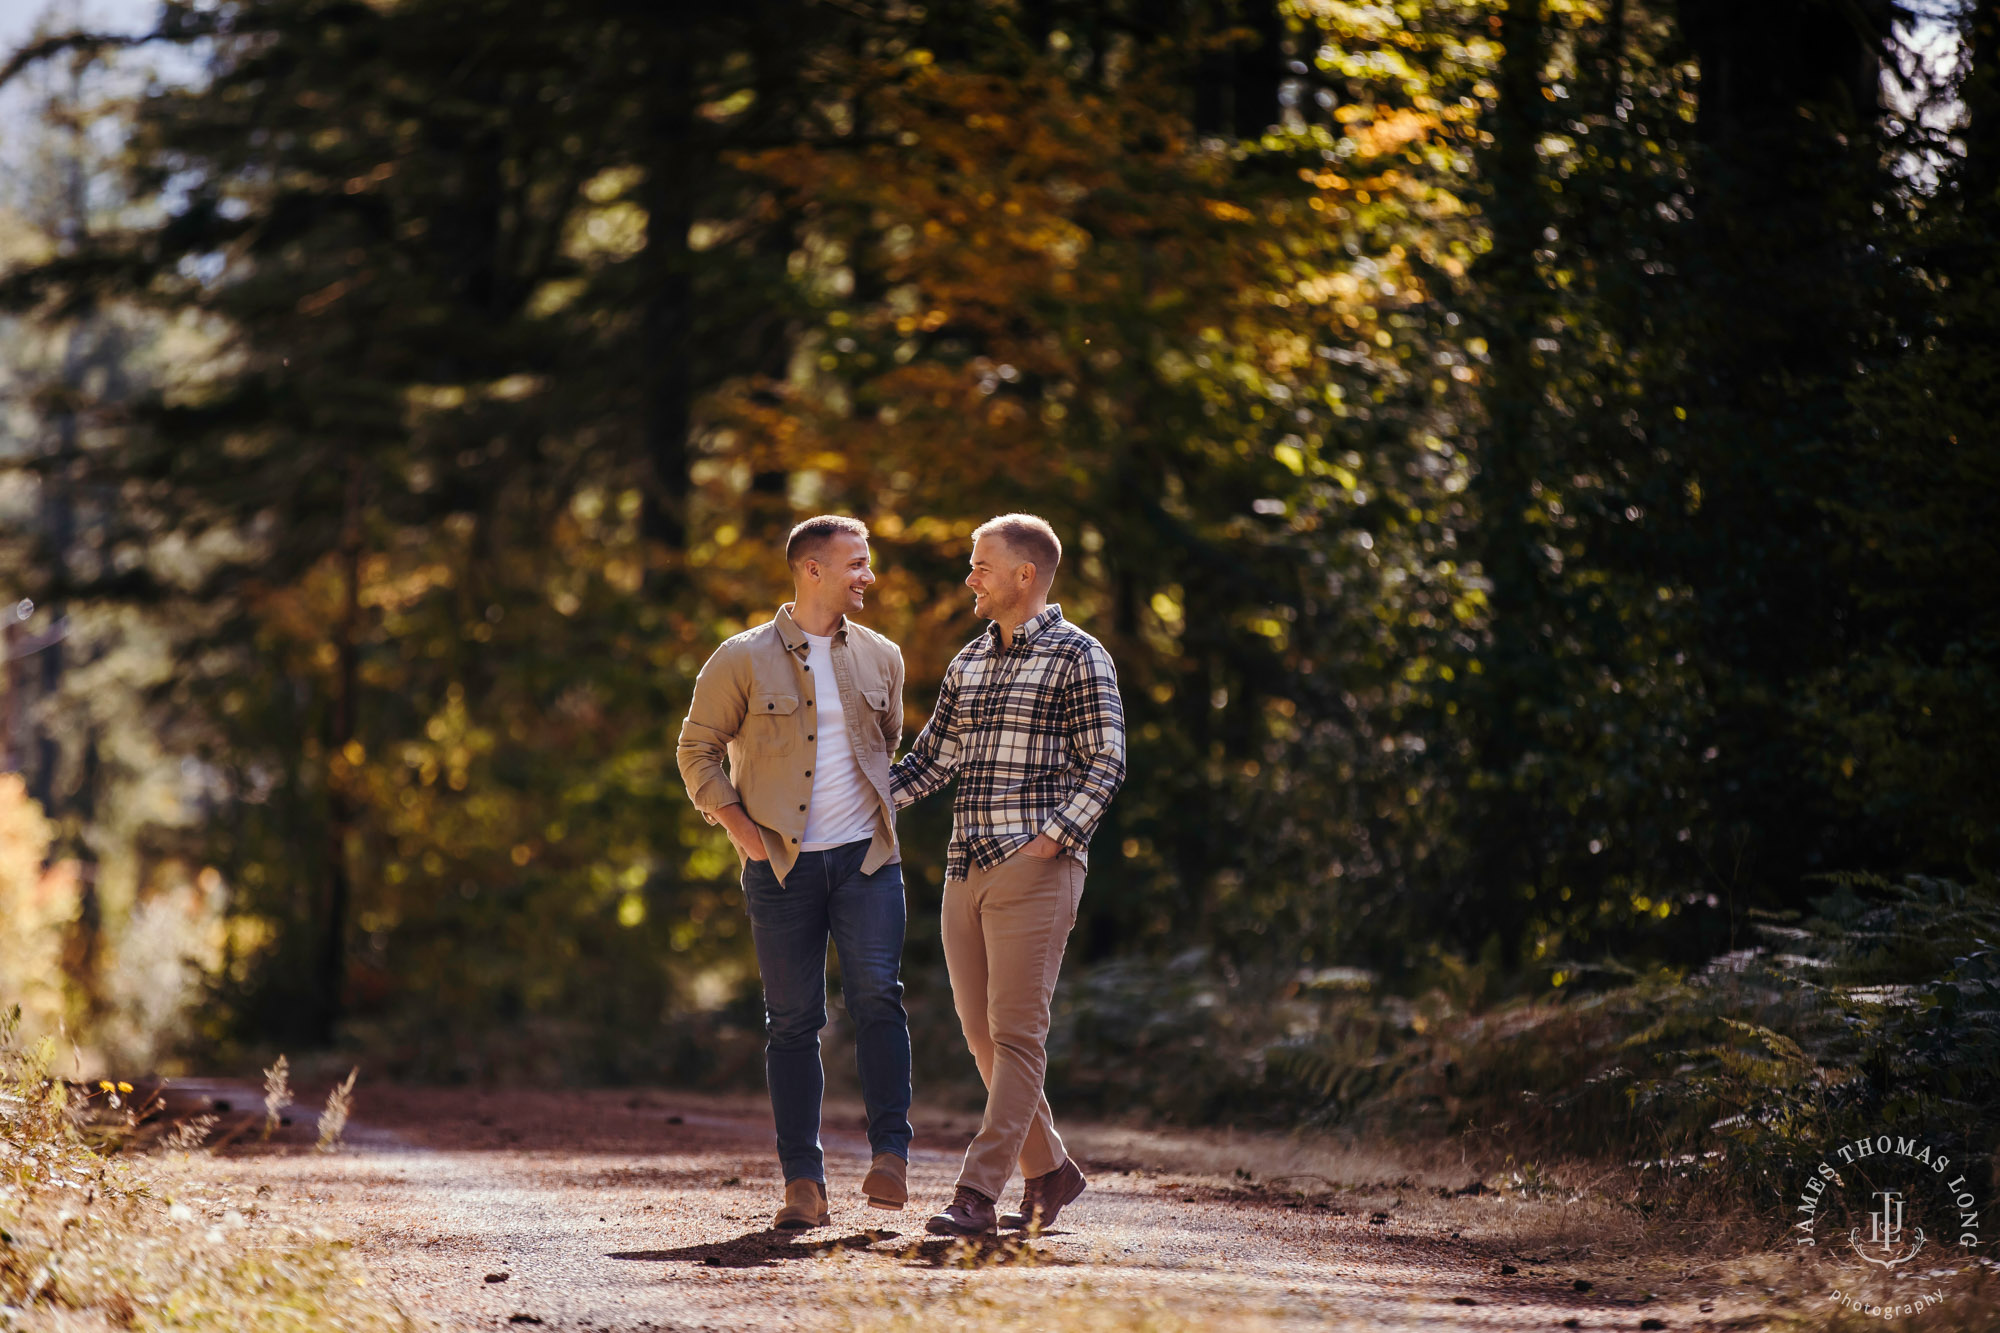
[860,1152,908,1210]
[1000,1157,1087,1231]
[924,1184,997,1236]
[772,1177,829,1230]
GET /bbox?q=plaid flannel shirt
[890,604,1126,882]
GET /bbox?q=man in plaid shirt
[892,513,1126,1236]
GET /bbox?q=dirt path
[159,1082,1785,1331]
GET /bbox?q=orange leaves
[984,397,1029,428]
[359,558,454,615]
[341,160,395,194]
[893,309,951,335]
[296,278,351,315]
[707,35,1473,690]
[1348,106,1441,159]
[0,774,94,1050]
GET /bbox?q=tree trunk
[1463,0,1550,957]
[1193,0,1284,138]
[315,465,364,1045]
[640,51,695,555]
[1670,0,1892,893]
[1965,0,2000,204]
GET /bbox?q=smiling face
[966,533,1036,623]
[800,532,875,618]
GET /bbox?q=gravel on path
[165,1084,1788,1331]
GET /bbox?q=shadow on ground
[609,1228,1072,1270]
[610,1229,897,1269]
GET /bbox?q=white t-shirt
[799,630,879,850]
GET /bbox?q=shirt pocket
[861,688,894,749]
[748,692,800,755]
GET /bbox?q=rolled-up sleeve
[1044,641,1126,850]
[885,646,906,756]
[677,642,748,817]
[890,662,962,810]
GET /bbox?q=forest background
[1,0,1997,1197]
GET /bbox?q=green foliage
[1625,876,2000,1178]
[0,0,1994,1077]
[731,17,1481,955]
[1805,184,2000,867]
[5,0,855,1057]
[1049,874,1999,1205]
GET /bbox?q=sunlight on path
[175,1085,1790,1332]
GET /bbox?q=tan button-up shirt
[676,604,904,885]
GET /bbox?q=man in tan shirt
[676,515,911,1230]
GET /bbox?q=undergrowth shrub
[1031,875,1998,1209]
[0,1006,413,1330]
[1612,874,2000,1197]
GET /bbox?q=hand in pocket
[715,803,770,862]
[1021,833,1064,861]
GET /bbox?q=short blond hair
[972,513,1062,585]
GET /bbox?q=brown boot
[1000,1157,1087,1231]
[860,1152,908,1210]
[772,1177,829,1230]
[924,1184,997,1236]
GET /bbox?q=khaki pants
[941,849,1086,1202]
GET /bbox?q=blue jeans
[741,840,912,1185]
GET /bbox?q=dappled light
[0,0,1996,1328]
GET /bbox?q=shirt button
[807,734,814,741]
[806,699,813,706]
[804,665,811,671]
[799,804,806,811]
[805,770,812,777]
[767,702,774,710]
[791,837,798,844]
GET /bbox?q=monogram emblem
[1849,1189,1925,1269]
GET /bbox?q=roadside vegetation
[1,0,1993,1101]
[1062,877,1998,1138]
[1023,875,2000,1212]
[0,1010,412,1331]
[0,0,1994,1324]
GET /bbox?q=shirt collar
[986,603,1064,652]
[775,603,846,656]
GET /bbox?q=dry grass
[1800,1264,2000,1333]
[988,1112,2000,1330]
[821,1246,1296,1333]
[829,1284,1291,1332]
[0,1015,418,1331]
[1060,1120,1423,1189]
[1057,1115,1693,1261]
